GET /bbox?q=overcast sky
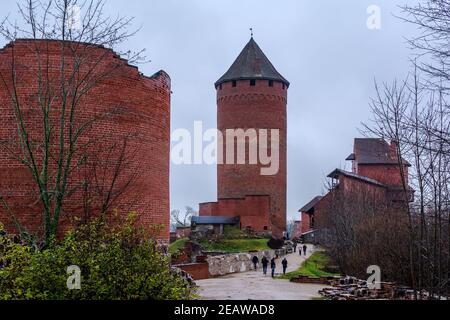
[1,0,419,221]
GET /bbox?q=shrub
[0,216,195,300]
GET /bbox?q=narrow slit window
[250,79,256,86]
[269,80,274,87]
[232,80,237,87]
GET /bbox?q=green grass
[169,238,189,254]
[200,238,270,253]
[222,226,246,239]
[278,251,340,280]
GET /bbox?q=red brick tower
[0,40,171,241]
[214,37,289,237]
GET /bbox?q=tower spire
[215,37,290,88]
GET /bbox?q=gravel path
[196,245,327,300]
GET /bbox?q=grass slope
[200,238,270,253]
[169,238,189,254]
[279,251,340,280]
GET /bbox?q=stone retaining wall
[207,249,286,277]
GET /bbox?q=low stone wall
[207,249,286,277]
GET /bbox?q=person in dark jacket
[282,258,288,275]
[303,245,308,256]
[293,242,298,253]
[261,256,269,275]
[270,258,276,278]
[252,256,259,270]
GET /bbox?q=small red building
[299,138,413,238]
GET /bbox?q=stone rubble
[317,276,440,300]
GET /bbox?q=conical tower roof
[215,37,290,88]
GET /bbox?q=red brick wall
[216,80,287,237]
[340,175,387,198]
[0,40,170,241]
[199,195,271,232]
[174,263,209,280]
[301,212,312,234]
[357,164,409,187]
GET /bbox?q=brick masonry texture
[208,79,287,237]
[199,195,271,232]
[0,40,170,241]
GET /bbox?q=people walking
[252,256,259,270]
[261,256,269,276]
[282,258,288,275]
[299,246,302,256]
[303,245,307,256]
[294,242,298,253]
[271,258,276,278]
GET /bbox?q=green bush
[0,216,195,300]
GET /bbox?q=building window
[250,79,256,86]
[219,84,223,90]
[269,80,274,87]
[232,80,237,87]
[264,226,268,231]
[282,83,286,90]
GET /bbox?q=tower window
[232,80,237,87]
[250,79,256,86]
[269,80,274,87]
[282,83,286,90]
[219,84,223,90]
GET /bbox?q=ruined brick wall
[216,79,287,237]
[174,263,210,280]
[0,40,170,241]
[199,195,270,232]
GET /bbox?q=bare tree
[170,206,198,230]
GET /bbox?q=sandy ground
[196,246,327,300]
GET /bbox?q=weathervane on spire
[250,27,254,38]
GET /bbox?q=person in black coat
[282,258,288,275]
[252,256,259,270]
[261,256,269,275]
[303,245,308,256]
[270,258,276,278]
